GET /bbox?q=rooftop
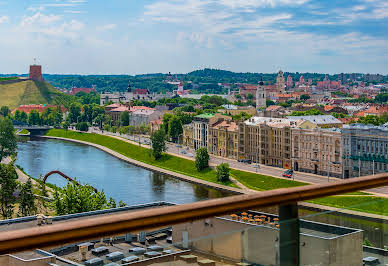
[194,113,215,119]
[287,115,342,125]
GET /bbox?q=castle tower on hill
[256,77,266,110]
[275,70,285,93]
[29,64,43,81]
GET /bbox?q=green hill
[0,80,63,109]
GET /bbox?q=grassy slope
[46,129,388,216]
[0,80,62,109]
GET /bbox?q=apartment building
[292,127,342,178]
[342,123,388,178]
[208,120,239,159]
[238,117,305,169]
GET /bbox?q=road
[87,127,388,196]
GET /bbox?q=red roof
[70,87,96,95]
[133,89,149,94]
[129,106,155,112]
[109,106,129,112]
[13,104,67,114]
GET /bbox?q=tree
[300,94,310,101]
[0,106,10,117]
[195,147,209,171]
[120,111,130,126]
[161,113,173,135]
[38,175,48,208]
[358,115,384,126]
[76,121,89,131]
[107,197,116,208]
[247,93,254,100]
[0,117,17,162]
[68,103,82,123]
[216,163,230,182]
[54,181,108,215]
[150,130,166,160]
[18,178,36,217]
[20,111,28,124]
[0,163,18,219]
[168,115,183,143]
[28,110,41,125]
[118,200,126,207]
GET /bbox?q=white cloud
[97,24,117,31]
[0,15,8,24]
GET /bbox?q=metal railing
[0,173,387,255]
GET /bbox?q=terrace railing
[0,172,387,265]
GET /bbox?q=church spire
[127,80,131,92]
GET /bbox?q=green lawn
[309,196,388,216]
[18,129,30,135]
[46,129,238,188]
[230,169,307,191]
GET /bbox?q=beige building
[238,117,305,168]
[275,70,286,94]
[208,120,239,159]
[218,105,257,116]
[292,127,342,178]
[183,123,194,148]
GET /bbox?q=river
[15,137,387,248]
[16,137,232,205]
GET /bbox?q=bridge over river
[14,125,52,136]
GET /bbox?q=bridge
[14,125,53,136]
[43,170,98,193]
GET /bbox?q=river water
[15,137,387,248]
[16,137,232,205]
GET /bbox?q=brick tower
[29,65,43,81]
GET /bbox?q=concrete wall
[173,217,363,266]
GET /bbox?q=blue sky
[0,0,387,74]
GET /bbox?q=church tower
[276,70,285,93]
[127,81,132,92]
[256,77,266,110]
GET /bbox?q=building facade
[208,120,239,159]
[275,70,286,94]
[342,124,388,178]
[29,65,43,81]
[256,79,266,110]
[292,128,342,178]
[238,117,298,168]
[192,113,215,150]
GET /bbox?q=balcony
[0,173,387,266]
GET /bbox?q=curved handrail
[43,170,98,193]
[0,172,387,254]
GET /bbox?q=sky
[0,0,387,75]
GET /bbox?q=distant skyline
[0,0,387,75]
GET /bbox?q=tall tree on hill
[150,129,166,160]
[18,178,36,217]
[0,117,17,162]
[0,163,18,219]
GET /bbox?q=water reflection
[16,137,233,205]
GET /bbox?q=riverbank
[44,129,388,218]
[41,134,244,195]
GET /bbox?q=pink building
[286,75,293,89]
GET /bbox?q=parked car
[188,153,194,157]
[181,150,187,154]
[282,169,294,178]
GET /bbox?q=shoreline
[40,135,245,195]
[40,134,388,222]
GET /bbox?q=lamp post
[358,151,361,177]
[372,159,375,175]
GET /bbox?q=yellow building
[183,123,194,148]
[238,117,304,169]
[208,120,239,159]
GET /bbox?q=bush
[76,122,89,132]
[61,121,70,129]
[195,148,209,171]
[216,163,230,182]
